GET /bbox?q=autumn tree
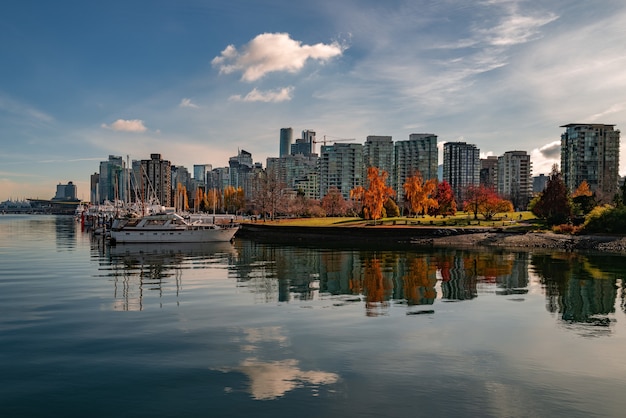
[479,193,514,220]
[531,165,572,226]
[223,185,246,215]
[202,188,222,213]
[429,181,457,217]
[173,183,189,212]
[571,180,596,215]
[384,198,400,217]
[463,185,491,219]
[349,186,366,217]
[321,187,348,216]
[363,167,395,222]
[463,185,512,220]
[403,171,438,217]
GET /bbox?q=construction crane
[312,135,357,151]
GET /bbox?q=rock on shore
[430,231,626,253]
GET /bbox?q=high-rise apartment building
[280,128,293,157]
[266,154,318,195]
[319,143,364,199]
[442,142,480,204]
[140,153,172,206]
[497,151,532,210]
[364,136,394,185]
[480,156,498,189]
[560,123,620,201]
[394,134,438,201]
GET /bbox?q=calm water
[2,215,626,417]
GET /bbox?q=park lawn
[255,211,539,228]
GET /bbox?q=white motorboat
[109,212,239,244]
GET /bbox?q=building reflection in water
[532,253,620,336]
[231,241,530,316]
[97,242,238,311]
[97,237,626,331]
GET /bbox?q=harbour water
[2,215,626,417]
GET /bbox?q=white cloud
[531,141,561,175]
[179,98,199,108]
[101,119,148,133]
[229,87,294,103]
[212,33,346,82]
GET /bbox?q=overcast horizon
[2,0,625,201]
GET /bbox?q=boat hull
[110,226,238,243]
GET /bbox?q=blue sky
[1,0,625,201]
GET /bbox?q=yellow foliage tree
[403,171,438,217]
[363,167,395,222]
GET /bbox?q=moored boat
[109,212,239,244]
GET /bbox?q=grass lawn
[251,211,541,229]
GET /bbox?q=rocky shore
[426,231,626,253]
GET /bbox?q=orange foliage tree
[349,186,366,216]
[403,171,438,217]
[571,180,596,215]
[464,185,513,220]
[429,181,457,217]
[363,167,395,222]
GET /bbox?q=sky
[1,0,626,201]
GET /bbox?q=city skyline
[2,0,626,201]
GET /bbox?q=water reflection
[232,241,530,316]
[217,326,339,400]
[532,253,622,336]
[96,242,238,310]
[95,237,626,333]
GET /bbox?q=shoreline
[238,223,626,253]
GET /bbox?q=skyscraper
[497,151,532,210]
[442,142,480,204]
[560,123,620,202]
[394,134,438,201]
[279,128,293,157]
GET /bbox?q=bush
[581,205,626,233]
[552,223,582,234]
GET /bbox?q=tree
[479,193,514,220]
[571,180,596,215]
[250,169,287,220]
[463,185,490,219]
[224,185,245,215]
[403,171,438,217]
[429,181,457,217]
[321,187,348,216]
[384,198,400,217]
[463,185,512,220]
[349,186,366,217]
[531,165,573,225]
[363,167,395,222]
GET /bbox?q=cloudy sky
[1,0,625,201]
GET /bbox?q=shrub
[552,223,582,234]
[581,205,626,233]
